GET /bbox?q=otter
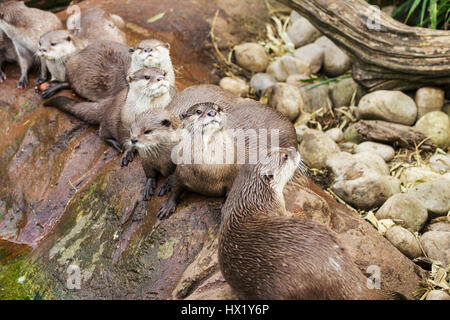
[44,68,175,150]
[39,38,175,100]
[0,0,62,88]
[37,8,127,86]
[0,30,16,82]
[155,98,297,220]
[219,147,405,300]
[66,7,126,45]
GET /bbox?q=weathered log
[354,120,436,151]
[278,0,450,91]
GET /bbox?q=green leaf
[405,0,423,24]
[147,12,166,23]
[419,0,429,26]
[429,0,438,29]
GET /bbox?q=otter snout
[207,110,217,117]
[131,137,138,144]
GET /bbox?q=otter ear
[163,42,170,49]
[161,119,171,127]
[126,75,133,83]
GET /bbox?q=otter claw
[157,201,176,220]
[34,77,47,86]
[143,177,156,200]
[157,179,171,196]
[121,149,136,167]
[17,78,28,89]
[0,72,6,83]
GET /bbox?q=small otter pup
[44,68,175,150]
[37,8,127,86]
[0,1,62,88]
[39,38,175,100]
[0,30,16,82]
[156,99,297,219]
[126,109,182,199]
[219,147,404,300]
[66,7,126,45]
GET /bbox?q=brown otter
[39,38,175,100]
[156,98,297,220]
[219,147,405,300]
[44,68,175,151]
[0,29,16,82]
[0,0,62,88]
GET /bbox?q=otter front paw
[34,76,47,87]
[17,78,28,89]
[143,177,156,200]
[157,200,176,220]
[121,149,137,167]
[157,178,171,196]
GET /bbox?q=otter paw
[17,78,28,89]
[34,76,47,87]
[157,201,176,220]
[157,180,171,196]
[121,149,136,167]
[0,72,6,83]
[143,177,157,201]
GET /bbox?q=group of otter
[0,1,404,300]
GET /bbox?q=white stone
[234,42,269,73]
[287,17,321,48]
[314,36,351,76]
[355,141,395,162]
[219,77,248,97]
[415,87,445,119]
[293,43,324,74]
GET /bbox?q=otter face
[259,147,301,193]
[127,67,170,98]
[38,31,78,61]
[131,39,170,68]
[182,102,225,134]
[128,110,181,154]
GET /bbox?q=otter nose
[40,48,46,53]
[131,138,138,144]
[207,110,217,117]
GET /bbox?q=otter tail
[44,96,108,125]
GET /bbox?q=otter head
[127,109,181,155]
[130,39,170,69]
[0,1,27,28]
[38,30,78,61]
[126,67,170,98]
[257,147,301,196]
[181,102,226,135]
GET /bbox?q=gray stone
[314,36,351,76]
[385,226,422,259]
[353,151,389,176]
[293,43,324,74]
[329,77,363,107]
[355,141,395,162]
[219,77,248,97]
[426,222,450,233]
[415,87,445,119]
[343,123,361,144]
[290,10,303,24]
[295,124,309,143]
[234,42,269,73]
[426,290,450,300]
[443,102,450,118]
[267,83,303,121]
[266,55,311,82]
[420,231,450,266]
[358,90,418,125]
[400,167,444,186]
[250,73,276,96]
[287,17,321,48]
[376,193,428,232]
[408,179,450,215]
[429,154,450,173]
[299,83,332,112]
[299,129,340,169]
[415,111,450,149]
[325,127,343,142]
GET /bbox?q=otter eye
[51,43,56,46]
[196,109,202,115]
[283,154,289,161]
[217,107,222,112]
[161,119,171,127]
[144,129,152,134]
[144,75,150,80]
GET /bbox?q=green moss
[157,236,182,260]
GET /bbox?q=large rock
[299,129,340,168]
[299,83,332,112]
[293,43,324,74]
[408,180,450,216]
[287,17,321,48]
[234,42,269,73]
[358,90,418,125]
[400,167,445,186]
[314,36,351,76]
[426,222,450,233]
[414,111,450,149]
[355,141,395,162]
[376,194,428,233]
[250,73,276,96]
[385,226,422,259]
[266,83,303,121]
[420,231,450,266]
[415,87,445,119]
[329,77,363,108]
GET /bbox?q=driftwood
[278,0,450,91]
[354,120,436,151]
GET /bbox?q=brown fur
[219,148,405,300]
[0,29,16,81]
